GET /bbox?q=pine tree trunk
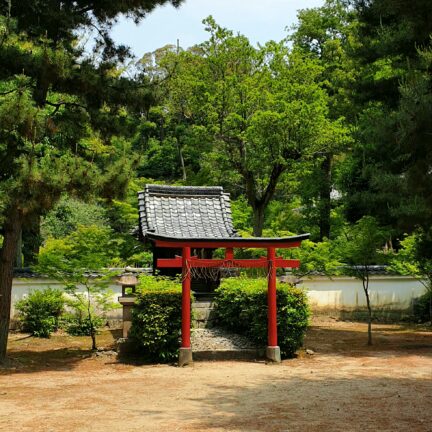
[0,207,23,363]
[15,228,23,268]
[22,215,41,266]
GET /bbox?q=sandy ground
[1,319,431,432]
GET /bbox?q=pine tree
[0,0,184,363]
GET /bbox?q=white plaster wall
[11,278,123,319]
[301,275,426,312]
[11,275,428,319]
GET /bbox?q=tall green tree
[136,44,213,182]
[291,0,356,240]
[157,18,350,236]
[339,0,432,232]
[0,0,183,363]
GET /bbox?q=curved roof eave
[147,232,310,248]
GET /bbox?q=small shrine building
[138,184,309,365]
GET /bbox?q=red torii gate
[150,233,309,365]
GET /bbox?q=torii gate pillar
[179,246,193,366]
[266,247,281,363]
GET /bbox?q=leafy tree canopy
[145,17,351,235]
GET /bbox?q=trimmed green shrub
[62,314,105,336]
[15,288,65,338]
[214,278,310,358]
[129,275,191,362]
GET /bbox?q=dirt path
[1,320,431,432]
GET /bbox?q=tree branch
[262,163,285,207]
[0,88,17,96]
[0,83,31,96]
[45,100,87,115]
[75,3,95,15]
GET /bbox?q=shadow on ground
[0,328,122,374]
[303,321,432,357]
[185,374,432,432]
[0,348,94,374]
[2,324,431,374]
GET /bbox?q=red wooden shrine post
[178,247,193,366]
[266,247,280,362]
[153,236,306,366]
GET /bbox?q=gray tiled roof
[138,185,238,240]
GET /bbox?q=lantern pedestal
[118,275,138,338]
[118,296,136,338]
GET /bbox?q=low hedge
[214,278,310,358]
[129,275,191,362]
[15,288,65,338]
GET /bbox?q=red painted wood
[157,257,300,269]
[278,259,300,268]
[157,257,183,267]
[225,248,234,260]
[154,239,302,249]
[181,247,191,349]
[188,258,265,268]
[267,247,278,347]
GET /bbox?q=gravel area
[191,327,256,351]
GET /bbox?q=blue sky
[111,0,325,57]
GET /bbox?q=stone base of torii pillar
[265,346,281,363]
[179,347,193,367]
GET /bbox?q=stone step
[192,301,214,309]
[191,327,255,348]
[193,318,216,329]
[194,320,216,329]
[193,307,215,321]
[191,327,264,361]
[193,292,216,302]
[192,298,215,329]
[192,299,217,329]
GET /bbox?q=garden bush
[15,288,64,338]
[129,275,192,362]
[62,314,105,336]
[214,278,310,358]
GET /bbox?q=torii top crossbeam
[137,185,309,365]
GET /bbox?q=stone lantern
[118,274,138,338]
